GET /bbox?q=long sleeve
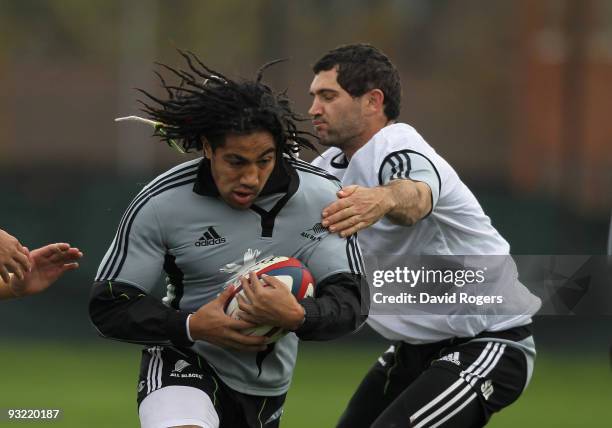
[296,272,368,340]
[89,280,193,347]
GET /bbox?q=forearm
[296,273,368,341]
[384,179,432,226]
[89,281,192,347]
[0,274,16,300]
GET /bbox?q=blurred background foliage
[0,1,610,426]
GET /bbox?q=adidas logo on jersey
[301,223,326,241]
[195,227,226,247]
[438,352,461,366]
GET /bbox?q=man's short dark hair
[313,43,401,120]
[139,51,315,156]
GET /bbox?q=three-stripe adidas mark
[194,226,227,247]
[409,341,505,427]
[145,346,163,395]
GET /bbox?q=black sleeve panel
[88,281,193,347]
[295,272,369,341]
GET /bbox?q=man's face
[205,131,276,210]
[308,67,366,149]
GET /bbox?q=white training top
[312,123,541,344]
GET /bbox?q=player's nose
[239,165,259,187]
[308,98,322,117]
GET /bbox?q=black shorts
[338,325,534,428]
[137,346,286,428]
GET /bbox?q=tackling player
[309,44,541,428]
[89,51,366,428]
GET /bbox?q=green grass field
[0,341,609,427]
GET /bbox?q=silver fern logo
[220,248,262,275]
[173,359,191,373]
[308,223,326,234]
[302,223,326,241]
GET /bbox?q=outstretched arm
[321,180,432,237]
[321,147,440,237]
[0,243,82,300]
[0,274,17,299]
[0,229,31,283]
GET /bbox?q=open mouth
[232,190,256,205]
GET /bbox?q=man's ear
[203,140,212,159]
[365,89,385,114]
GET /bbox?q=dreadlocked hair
[137,50,317,157]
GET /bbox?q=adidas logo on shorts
[438,352,461,366]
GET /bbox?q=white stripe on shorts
[463,342,505,386]
[146,348,154,394]
[412,383,473,428]
[429,392,478,428]
[156,348,163,392]
[410,341,506,427]
[410,378,464,422]
[470,344,506,387]
[146,347,162,394]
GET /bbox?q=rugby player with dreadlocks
[88,51,366,428]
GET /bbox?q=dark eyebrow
[224,153,248,162]
[309,88,339,96]
[223,147,275,162]
[258,148,276,158]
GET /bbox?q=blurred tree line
[0,0,609,246]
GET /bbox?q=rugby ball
[224,256,315,342]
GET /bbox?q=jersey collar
[330,151,349,169]
[192,156,299,198]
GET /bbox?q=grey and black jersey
[90,156,366,396]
